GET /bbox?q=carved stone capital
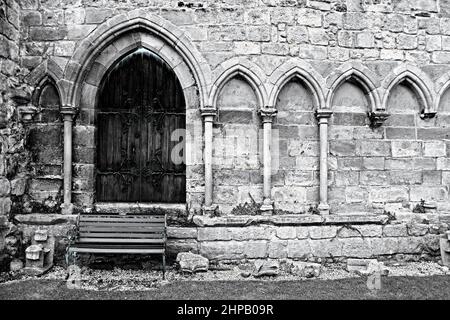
[368,111,390,128]
[259,107,277,123]
[18,105,38,123]
[420,110,437,119]
[315,109,333,120]
[200,106,217,119]
[60,105,78,121]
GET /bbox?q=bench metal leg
[162,254,166,280]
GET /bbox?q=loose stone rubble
[176,251,209,273]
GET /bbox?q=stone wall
[0,0,28,270]
[0,0,449,265]
[14,0,450,215]
[166,219,443,262]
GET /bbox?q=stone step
[94,202,186,215]
[94,202,190,226]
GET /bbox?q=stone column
[200,106,217,214]
[259,107,277,215]
[60,105,77,215]
[316,109,333,215]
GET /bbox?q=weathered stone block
[358,141,391,157]
[276,227,296,239]
[330,140,356,156]
[285,171,316,186]
[362,157,385,170]
[198,227,231,241]
[0,178,10,197]
[167,227,197,239]
[200,241,244,260]
[343,12,367,30]
[385,128,416,140]
[29,26,67,40]
[397,34,418,49]
[355,32,374,48]
[391,141,422,158]
[423,141,446,157]
[360,171,389,186]
[345,186,368,203]
[389,171,422,185]
[437,158,450,170]
[341,238,372,258]
[287,240,311,258]
[299,44,327,59]
[383,224,408,237]
[369,186,409,203]
[295,157,319,170]
[229,227,272,241]
[309,238,343,257]
[268,240,288,259]
[288,140,319,157]
[370,237,399,255]
[0,197,12,215]
[407,223,429,236]
[338,225,382,238]
[397,237,423,254]
[309,226,338,239]
[410,186,448,202]
[309,28,328,45]
[244,241,267,258]
[335,171,359,186]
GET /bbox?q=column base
[318,203,330,215]
[202,204,218,216]
[260,200,274,215]
[61,203,74,215]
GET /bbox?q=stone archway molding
[267,58,326,110]
[434,71,450,113]
[62,10,212,109]
[26,58,65,106]
[208,57,269,108]
[325,61,382,112]
[380,64,435,114]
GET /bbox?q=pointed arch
[26,58,65,106]
[31,75,62,108]
[325,62,381,112]
[381,64,435,113]
[268,59,325,109]
[62,10,211,108]
[435,71,450,113]
[208,57,268,108]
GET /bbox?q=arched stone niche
[272,77,319,214]
[27,80,63,213]
[331,79,370,113]
[212,74,263,214]
[386,81,422,114]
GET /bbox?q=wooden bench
[66,214,166,278]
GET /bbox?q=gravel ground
[1,261,449,292]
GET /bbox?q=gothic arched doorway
[96,48,186,203]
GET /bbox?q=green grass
[1,275,450,300]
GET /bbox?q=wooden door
[96,49,186,203]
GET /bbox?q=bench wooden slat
[79,232,163,238]
[68,248,164,254]
[76,238,164,244]
[79,222,165,227]
[79,226,165,233]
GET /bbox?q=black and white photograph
[1,0,450,308]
